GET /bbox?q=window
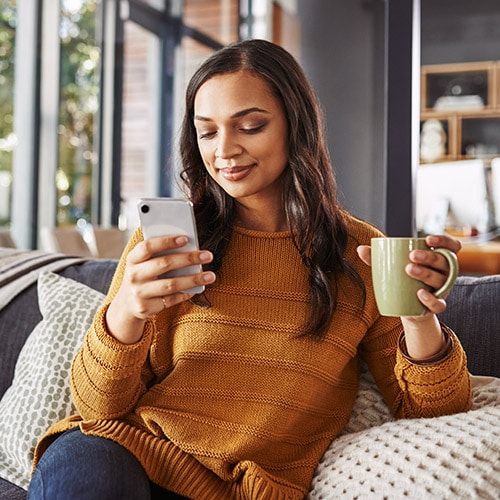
[5,0,280,248]
[57,0,101,227]
[118,0,239,230]
[0,1,16,227]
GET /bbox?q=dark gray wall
[422,0,500,64]
[298,0,386,229]
[297,0,500,231]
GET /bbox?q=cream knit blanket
[308,366,500,499]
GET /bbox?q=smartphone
[137,197,204,294]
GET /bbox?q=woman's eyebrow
[194,107,270,122]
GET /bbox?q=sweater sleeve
[70,228,157,420]
[361,315,472,419]
[343,212,472,419]
[392,327,472,417]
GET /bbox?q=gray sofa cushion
[0,259,117,400]
[0,259,117,498]
[0,478,26,499]
[2,264,498,398]
[0,283,41,400]
[439,274,500,378]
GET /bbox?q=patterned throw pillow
[0,271,105,489]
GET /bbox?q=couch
[0,249,499,499]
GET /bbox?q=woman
[28,39,471,500]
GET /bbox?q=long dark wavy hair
[179,39,365,338]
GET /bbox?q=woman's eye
[242,124,265,134]
[198,131,216,139]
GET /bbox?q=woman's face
[193,70,289,207]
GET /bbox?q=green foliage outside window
[0,0,100,227]
[57,0,100,226]
[0,0,16,226]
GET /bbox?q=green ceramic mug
[371,237,459,317]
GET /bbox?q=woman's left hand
[357,234,461,316]
[357,234,461,360]
[403,234,461,316]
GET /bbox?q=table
[457,242,500,275]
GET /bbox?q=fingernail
[175,236,188,245]
[408,263,421,275]
[412,250,426,261]
[203,272,215,283]
[199,251,212,262]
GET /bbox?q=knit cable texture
[308,364,500,499]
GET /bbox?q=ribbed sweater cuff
[88,303,154,375]
[395,327,470,395]
[398,323,454,366]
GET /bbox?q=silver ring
[161,297,167,309]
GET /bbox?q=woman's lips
[218,165,255,181]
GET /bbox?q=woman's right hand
[105,235,215,344]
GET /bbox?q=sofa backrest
[0,259,118,400]
[1,260,498,401]
[439,274,500,378]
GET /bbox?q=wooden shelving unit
[420,61,500,163]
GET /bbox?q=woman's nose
[215,131,242,159]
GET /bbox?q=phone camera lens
[141,204,149,214]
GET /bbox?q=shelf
[420,61,500,163]
[461,116,500,157]
[458,242,500,275]
[421,61,497,113]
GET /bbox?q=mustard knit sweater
[33,213,471,499]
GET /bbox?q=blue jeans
[27,427,187,499]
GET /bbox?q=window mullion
[98,0,120,227]
[11,0,42,249]
[37,0,61,247]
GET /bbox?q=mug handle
[432,248,459,297]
